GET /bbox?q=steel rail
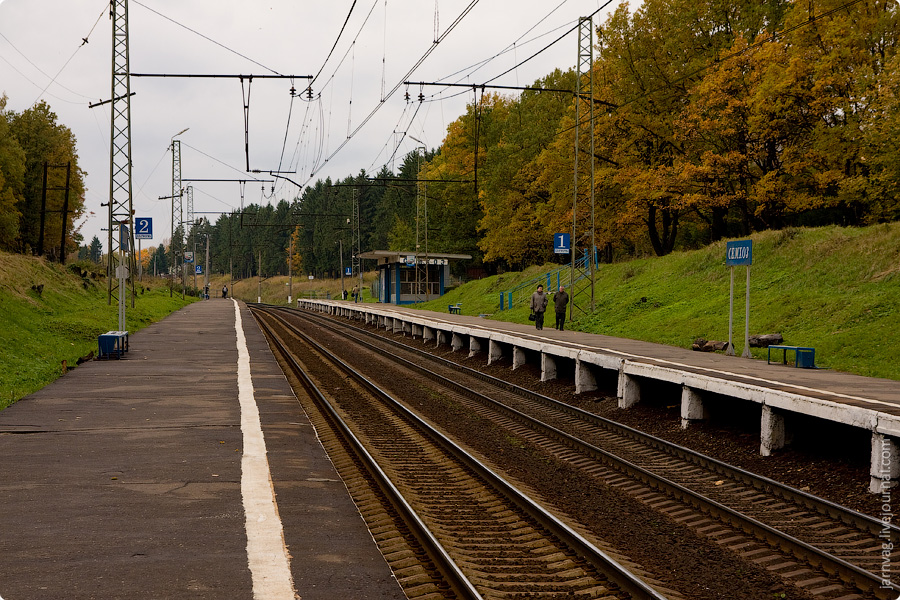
[253,310,482,600]
[253,305,670,600]
[283,303,900,599]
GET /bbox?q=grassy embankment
[0,253,196,409]
[2,223,895,411]
[414,224,900,381]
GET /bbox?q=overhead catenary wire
[131,0,282,75]
[0,5,106,107]
[307,0,482,182]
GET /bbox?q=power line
[310,0,359,88]
[308,0,481,181]
[131,0,283,75]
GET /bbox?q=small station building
[360,250,472,305]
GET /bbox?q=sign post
[725,240,753,357]
[134,218,152,282]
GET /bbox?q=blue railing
[498,251,593,310]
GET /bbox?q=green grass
[0,254,197,409]
[11,222,886,410]
[413,223,900,381]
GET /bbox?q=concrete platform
[0,299,403,600]
[301,299,900,492]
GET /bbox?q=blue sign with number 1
[553,233,570,254]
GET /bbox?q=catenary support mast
[107,0,137,330]
[570,16,596,321]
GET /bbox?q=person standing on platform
[530,284,548,330]
[554,285,569,330]
[222,285,228,299]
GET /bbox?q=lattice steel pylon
[107,0,137,330]
[170,140,184,297]
[569,16,596,321]
[415,152,429,302]
[351,188,363,294]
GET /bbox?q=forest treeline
[4,0,899,282]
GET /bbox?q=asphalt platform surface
[0,299,404,600]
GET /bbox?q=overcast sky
[0,0,623,250]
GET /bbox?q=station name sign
[726,240,752,266]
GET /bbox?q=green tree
[89,235,103,263]
[8,101,86,258]
[0,95,25,250]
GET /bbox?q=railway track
[252,306,670,600]
[270,303,900,600]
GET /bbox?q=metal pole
[742,265,751,358]
[339,239,344,298]
[193,242,197,296]
[39,162,48,257]
[726,266,735,356]
[205,234,210,293]
[59,162,71,265]
[258,250,262,303]
[288,236,292,305]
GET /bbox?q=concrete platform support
[870,433,900,493]
[512,347,526,370]
[423,326,435,344]
[575,360,597,394]
[541,353,557,382]
[436,330,449,348]
[760,405,787,456]
[680,386,706,429]
[451,333,465,352]
[469,337,482,358]
[412,324,422,338]
[488,340,503,365]
[617,370,640,409]
[392,319,403,334]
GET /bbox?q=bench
[767,345,815,368]
[98,330,129,359]
[448,303,462,314]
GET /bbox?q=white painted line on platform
[234,299,298,600]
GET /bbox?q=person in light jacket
[554,285,569,331]
[530,284,548,330]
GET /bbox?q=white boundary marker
[233,299,298,599]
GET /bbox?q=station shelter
[360,251,472,305]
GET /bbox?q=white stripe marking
[234,300,298,599]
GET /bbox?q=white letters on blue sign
[727,246,750,260]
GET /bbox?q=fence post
[508,291,513,309]
[499,292,505,310]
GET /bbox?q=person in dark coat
[222,285,228,299]
[530,284,548,330]
[554,285,569,330]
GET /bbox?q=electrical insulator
[404,91,410,102]
[418,92,425,103]
[307,87,313,100]
[290,85,296,97]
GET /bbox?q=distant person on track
[530,284,548,330]
[222,285,228,299]
[553,285,569,331]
